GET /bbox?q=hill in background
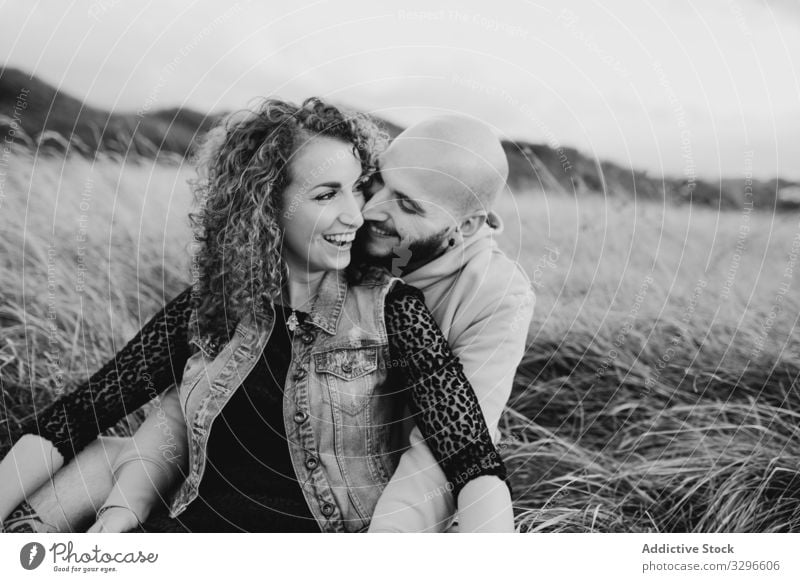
[2,66,797,210]
[0,67,219,160]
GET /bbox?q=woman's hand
[86,506,142,533]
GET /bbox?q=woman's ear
[457,213,487,238]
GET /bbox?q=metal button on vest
[305,456,319,470]
[301,331,315,345]
[321,502,335,517]
[341,362,353,374]
[293,410,308,423]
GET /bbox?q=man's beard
[403,227,452,270]
[352,224,451,275]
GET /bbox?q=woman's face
[279,136,366,276]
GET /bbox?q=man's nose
[362,187,390,220]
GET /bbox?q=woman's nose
[340,191,364,229]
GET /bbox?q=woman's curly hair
[188,96,387,343]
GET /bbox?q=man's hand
[456,475,514,532]
[87,506,141,533]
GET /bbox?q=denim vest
[167,268,406,532]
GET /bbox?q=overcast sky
[2,0,799,180]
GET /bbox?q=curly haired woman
[0,97,513,533]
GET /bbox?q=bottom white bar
[1,533,798,581]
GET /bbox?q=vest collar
[252,269,346,336]
[301,269,347,335]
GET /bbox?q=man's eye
[357,173,382,195]
[398,197,418,214]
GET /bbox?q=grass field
[2,148,799,532]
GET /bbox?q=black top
[159,305,317,532]
[200,304,302,499]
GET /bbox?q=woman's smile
[322,231,357,248]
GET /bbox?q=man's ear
[457,213,487,238]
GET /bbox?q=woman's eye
[315,190,337,201]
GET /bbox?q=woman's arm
[0,287,194,523]
[380,282,514,532]
[88,387,189,532]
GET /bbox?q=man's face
[359,139,463,267]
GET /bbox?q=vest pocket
[314,345,378,416]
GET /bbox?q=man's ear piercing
[448,238,456,247]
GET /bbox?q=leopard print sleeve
[14,286,195,462]
[384,282,510,500]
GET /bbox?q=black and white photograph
[0,0,799,578]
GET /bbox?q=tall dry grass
[1,150,799,531]
[0,148,194,432]
[494,192,800,531]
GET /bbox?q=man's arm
[369,282,534,532]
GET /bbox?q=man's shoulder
[449,243,534,350]
[459,243,533,304]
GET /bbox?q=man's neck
[362,246,451,277]
[402,245,450,276]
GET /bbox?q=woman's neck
[283,268,324,311]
